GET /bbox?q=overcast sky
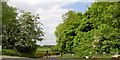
[8,0,94,46]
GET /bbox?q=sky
[8,0,94,46]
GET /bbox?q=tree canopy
[2,2,44,54]
[55,2,120,57]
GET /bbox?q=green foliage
[2,2,18,49]
[0,1,2,45]
[14,12,44,54]
[55,11,82,53]
[37,45,58,52]
[2,2,44,54]
[50,46,59,52]
[62,54,80,58]
[2,49,21,56]
[55,2,120,57]
[2,49,36,58]
[2,2,17,25]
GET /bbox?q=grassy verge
[97,55,112,58]
[62,54,81,58]
[2,49,60,58]
[61,53,112,58]
[35,51,60,58]
[1,49,112,58]
[2,49,36,58]
[2,49,21,56]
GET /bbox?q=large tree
[2,2,44,54]
[55,2,120,57]
[55,11,82,53]
[15,12,44,53]
[2,2,18,49]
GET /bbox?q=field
[36,47,114,58]
[36,47,60,58]
[2,47,113,58]
[37,47,51,52]
[1,47,60,58]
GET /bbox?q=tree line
[55,2,120,57]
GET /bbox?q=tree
[2,2,44,54]
[2,2,18,49]
[55,2,120,57]
[15,12,44,54]
[55,11,83,53]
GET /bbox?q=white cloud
[8,0,92,45]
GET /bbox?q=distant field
[37,47,51,52]
[36,47,60,58]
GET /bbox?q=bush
[50,46,59,52]
[2,49,21,56]
[49,52,60,55]
[15,43,37,54]
[2,49,36,58]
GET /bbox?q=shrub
[2,49,21,56]
[2,49,36,58]
[15,43,37,54]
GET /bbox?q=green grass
[62,54,81,58]
[61,53,112,58]
[2,48,113,58]
[36,47,60,58]
[37,47,51,52]
[2,47,60,58]
[2,49,36,58]
[2,49,112,58]
[2,48,60,58]
[2,49,21,56]
[97,55,112,58]
[35,51,60,58]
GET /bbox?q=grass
[2,49,21,56]
[36,47,61,58]
[62,54,81,58]
[37,47,51,52]
[61,53,112,58]
[2,48,60,58]
[1,47,50,58]
[2,49,113,58]
[2,49,36,58]
[35,51,60,58]
[97,55,112,58]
